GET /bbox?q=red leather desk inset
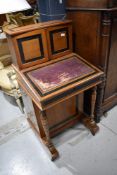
[27,56,94,94]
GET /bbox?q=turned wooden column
[95,75,106,123]
[39,110,59,160]
[82,86,99,135]
[90,86,97,120]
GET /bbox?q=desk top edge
[4,20,72,36]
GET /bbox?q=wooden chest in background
[66,0,117,115]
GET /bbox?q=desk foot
[40,110,59,160]
[43,138,59,161]
[28,117,59,160]
[81,117,99,135]
[49,145,59,161]
[82,86,99,135]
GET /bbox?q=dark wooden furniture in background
[27,0,36,5]
[66,0,117,120]
[5,21,103,160]
[0,14,6,26]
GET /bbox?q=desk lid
[26,56,94,95]
[14,53,103,109]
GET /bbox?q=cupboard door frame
[46,24,73,60]
[13,29,49,69]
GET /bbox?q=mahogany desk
[5,20,104,160]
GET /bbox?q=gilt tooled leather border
[17,34,44,64]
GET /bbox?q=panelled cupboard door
[67,11,101,67]
[13,29,49,69]
[104,15,117,100]
[46,24,73,60]
[66,2,117,113]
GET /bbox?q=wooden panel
[46,96,77,129]
[31,96,79,138]
[66,6,117,114]
[104,15,117,99]
[53,31,67,52]
[22,94,40,132]
[13,29,49,69]
[47,24,73,60]
[66,0,108,8]
[67,11,101,67]
[21,38,41,61]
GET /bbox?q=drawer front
[47,24,72,59]
[14,29,48,69]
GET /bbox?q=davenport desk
[5,20,104,160]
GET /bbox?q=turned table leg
[82,86,99,135]
[95,78,105,123]
[39,110,59,161]
[90,86,97,119]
